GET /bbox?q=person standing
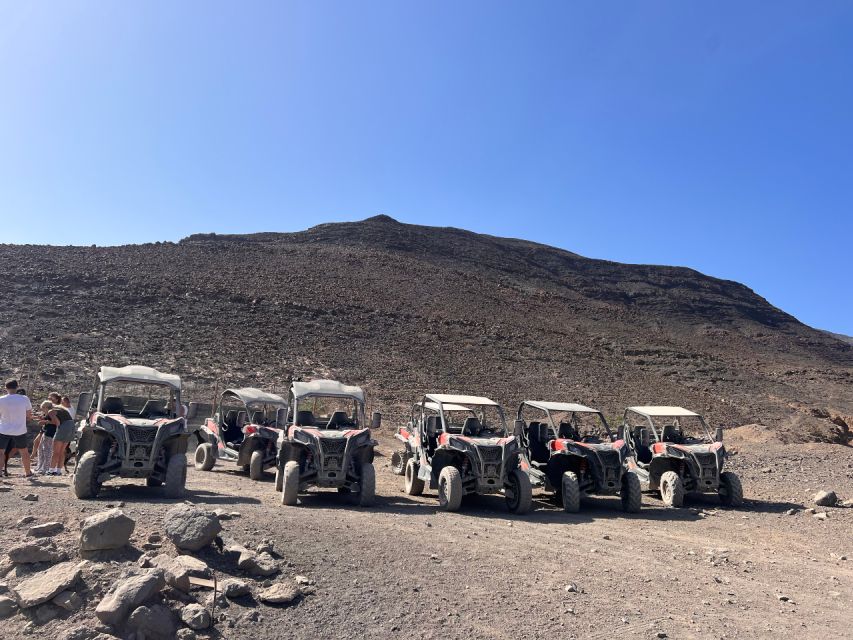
[0,379,33,477]
[33,403,57,474]
[44,400,73,476]
[61,396,76,419]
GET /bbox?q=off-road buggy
[394,394,531,513]
[72,365,189,499]
[621,406,743,508]
[275,379,377,507]
[194,387,288,480]
[515,400,641,513]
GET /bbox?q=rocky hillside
[1,215,850,441]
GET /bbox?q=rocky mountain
[1,215,850,441]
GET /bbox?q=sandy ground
[1,430,852,640]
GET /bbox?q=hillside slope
[1,215,850,441]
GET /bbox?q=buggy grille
[319,438,347,456]
[477,446,503,463]
[596,450,620,467]
[127,426,157,444]
[694,453,718,478]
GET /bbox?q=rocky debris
[256,540,274,555]
[172,554,211,577]
[21,493,38,501]
[148,533,162,543]
[237,547,278,577]
[149,555,191,592]
[8,538,68,564]
[175,629,197,640]
[17,516,37,526]
[80,509,135,552]
[295,575,313,585]
[12,560,83,608]
[814,512,829,521]
[180,602,212,630]
[27,521,64,537]
[95,569,166,625]
[52,590,83,612]
[0,595,17,618]
[258,582,301,605]
[163,504,221,552]
[33,603,62,625]
[128,604,176,639]
[813,490,838,507]
[223,578,250,598]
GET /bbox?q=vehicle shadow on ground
[682,491,803,514]
[80,485,262,506]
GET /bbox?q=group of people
[0,378,76,478]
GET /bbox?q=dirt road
[1,432,851,639]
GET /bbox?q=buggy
[515,400,641,513]
[194,387,288,480]
[72,365,189,499]
[621,406,743,507]
[394,394,531,513]
[275,379,377,507]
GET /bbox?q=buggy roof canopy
[98,365,181,391]
[223,387,287,407]
[627,406,699,418]
[425,393,499,407]
[424,401,472,412]
[291,379,365,403]
[523,400,599,414]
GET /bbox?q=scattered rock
[128,604,176,639]
[564,583,579,593]
[213,508,232,520]
[163,505,222,552]
[147,533,162,543]
[223,579,250,598]
[0,595,17,619]
[143,543,163,551]
[172,555,210,577]
[8,539,68,564]
[294,575,313,585]
[95,569,166,625]
[21,493,38,501]
[28,522,64,538]
[814,512,829,521]
[175,629,197,640]
[785,508,797,515]
[80,509,136,552]
[12,561,83,608]
[258,582,301,605]
[52,590,83,612]
[33,603,62,625]
[814,490,838,507]
[17,516,37,526]
[256,540,274,555]
[149,555,191,592]
[239,550,278,577]
[180,603,212,630]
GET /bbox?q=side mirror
[513,419,526,438]
[639,428,650,448]
[714,427,724,443]
[371,411,382,430]
[616,425,625,441]
[76,392,94,417]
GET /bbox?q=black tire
[719,471,743,507]
[164,453,187,498]
[404,458,424,496]
[146,477,162,487]
[660,470,684,507]
[274,463,284,493]
[281,461,300,506]
[505,468,533,514]
[620,471,642,513]
[194,442,215,471]
[561,471,581,513]
[357,462,376,507]
[249,450,264,481]
[438,466,463,511]
[390,449,408,476]
[73,451,101,499]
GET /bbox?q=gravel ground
[1,429,852,640]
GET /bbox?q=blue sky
[1,2,851,334]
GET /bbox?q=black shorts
[0,433,28,451]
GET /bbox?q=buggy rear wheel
[73,451,101,499]
[505,468,533,514]
[281,461,300,506]
[620,471,642,513]
[718,471,743,507]
[390,449,408,476]
[357,462,376,507]
[659,470,684,507]
[438,466,463,511]
[146,477,162,487]
[164,453,187,498]
[404,458,424,496]
[249,450,264,481]
[561,471,581,513]
[274,463,284,492]
[194,443,216,471]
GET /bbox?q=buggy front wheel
[194,443,216,471]
[659,471,684,508]
[357,463,376,507]
[281,461,300,506]
[404,458,425,496]
[73,451,101,499]
[718,471,743,507]
[620,471,642,513]
[505,468,532,514]
[164,453,187,498]
[249,450,264,481]
[438,466,463,511]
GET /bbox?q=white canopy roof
[523,401,599,414]
[627,406,699,418]
[98,365,181,391]
[223,387,287,407]
[291,379,365,403]
[425,393,498,407]
[424,401,472,412]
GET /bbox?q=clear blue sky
[1,2,851,334]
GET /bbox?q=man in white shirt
[0,379,33,477]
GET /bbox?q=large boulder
[80,509,136,552]
[814,490,838,507]
[128,604,176,639]
[180,603,211,630]
[12,561,83,608]
[163,505,221,552]
[95,569,166,625]
[8,539,67,564]
[149,555,191,592]
[258,582,301,605]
